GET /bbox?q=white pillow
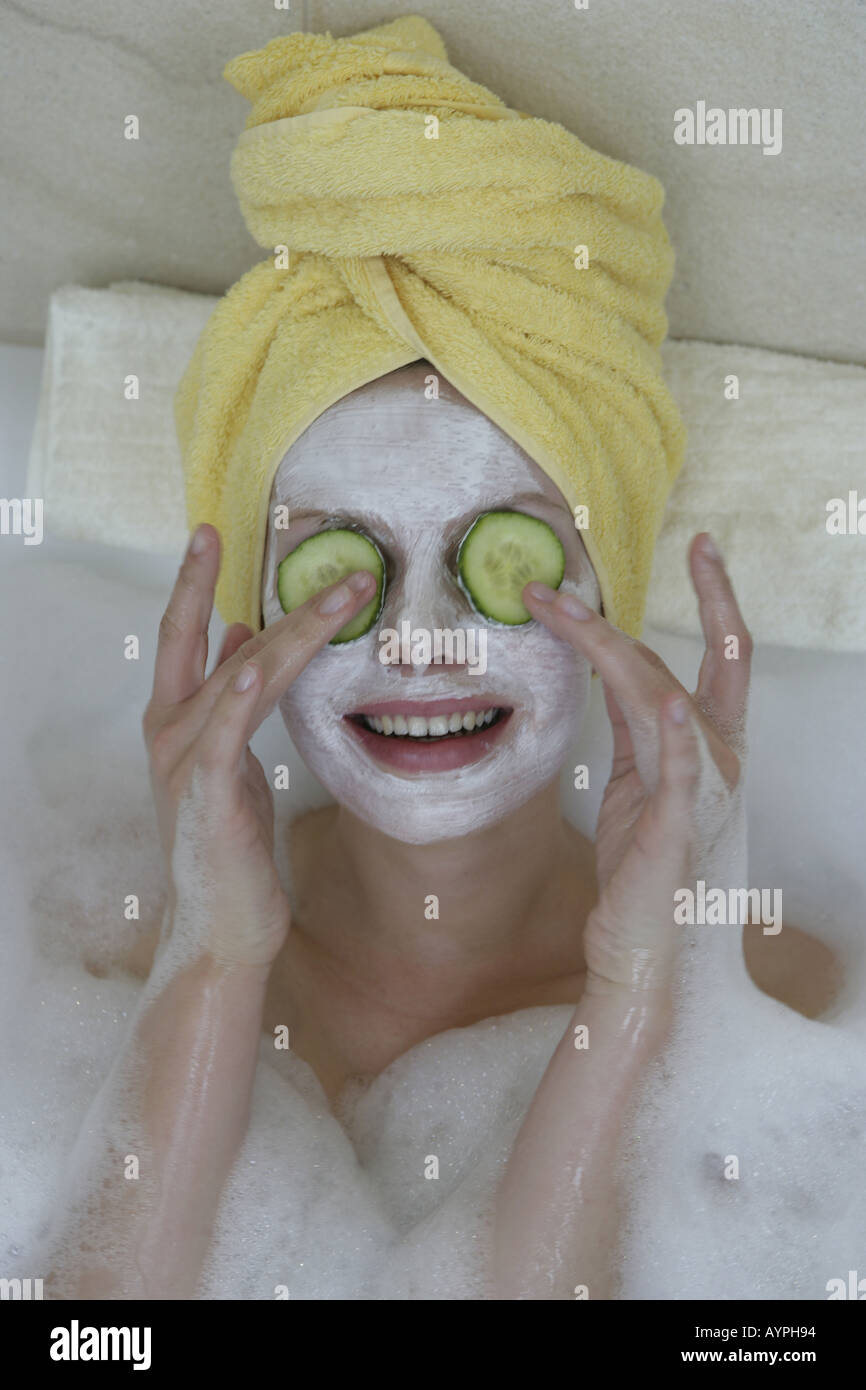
[27,282,866,653]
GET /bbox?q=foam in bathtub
[2,553,866,1299]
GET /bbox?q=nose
[378,533,476,679]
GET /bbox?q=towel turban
[174,12,687,637]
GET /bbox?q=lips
[344,695,514,773]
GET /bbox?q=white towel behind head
[27,281,215,556]
[646,340,866,653]
[26,282,866,653]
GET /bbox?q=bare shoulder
[83,919,163,983]
[743,921,842,1019]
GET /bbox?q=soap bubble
[2,544,865,1299]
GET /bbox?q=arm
[42,523,377,1299]
[495,532,751,1300]
[495,983,670,1300]
[46,944,269,1300]
[494,692,693,1300]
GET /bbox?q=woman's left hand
[523,531,751,999]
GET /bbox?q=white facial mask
[260,362,600,845]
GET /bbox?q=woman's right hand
[524,532,750,1001]
[142,523,377,970]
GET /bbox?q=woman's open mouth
[344,697,514,773]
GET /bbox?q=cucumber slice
[277,529,384,643]
[457,510,565,625]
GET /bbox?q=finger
[523,581,684,725]
[212,622,253,673]
[640,694,701,860]
[185,569,378,740]
[619,698,699,922]
[589,695,699,991]
[524,578,738,790]
[195,660,263,782]
[194,630,208,688]
[690,533,753,733]
[602,680,636,780]
[151,524,220,707]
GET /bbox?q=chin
[284,706,580,846]
[323,782,539,846]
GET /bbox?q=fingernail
[319,584,351,614]
[554,592,593,621]
[346,570,374,593]
[701,533,721,562]
[188,525,208,556]
[524,581,555,604]
[234,663,257,693]
[668,697,688,725]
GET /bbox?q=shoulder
[743,921,841,1018]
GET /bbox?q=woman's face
[261,362,600,844]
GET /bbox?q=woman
[42,13,840,1301]
[43,360,835,1301]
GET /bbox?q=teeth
[359,708,503,738]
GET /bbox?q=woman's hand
[524,532,751,1000]
[495,534,750,1299]
[142,523,377,969]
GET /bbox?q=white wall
[2,0,863,361]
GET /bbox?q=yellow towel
[175,13,686,637]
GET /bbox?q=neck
[298,784,593,1007]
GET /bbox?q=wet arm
[43,930,268,1300]
[493,985,669,1300]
